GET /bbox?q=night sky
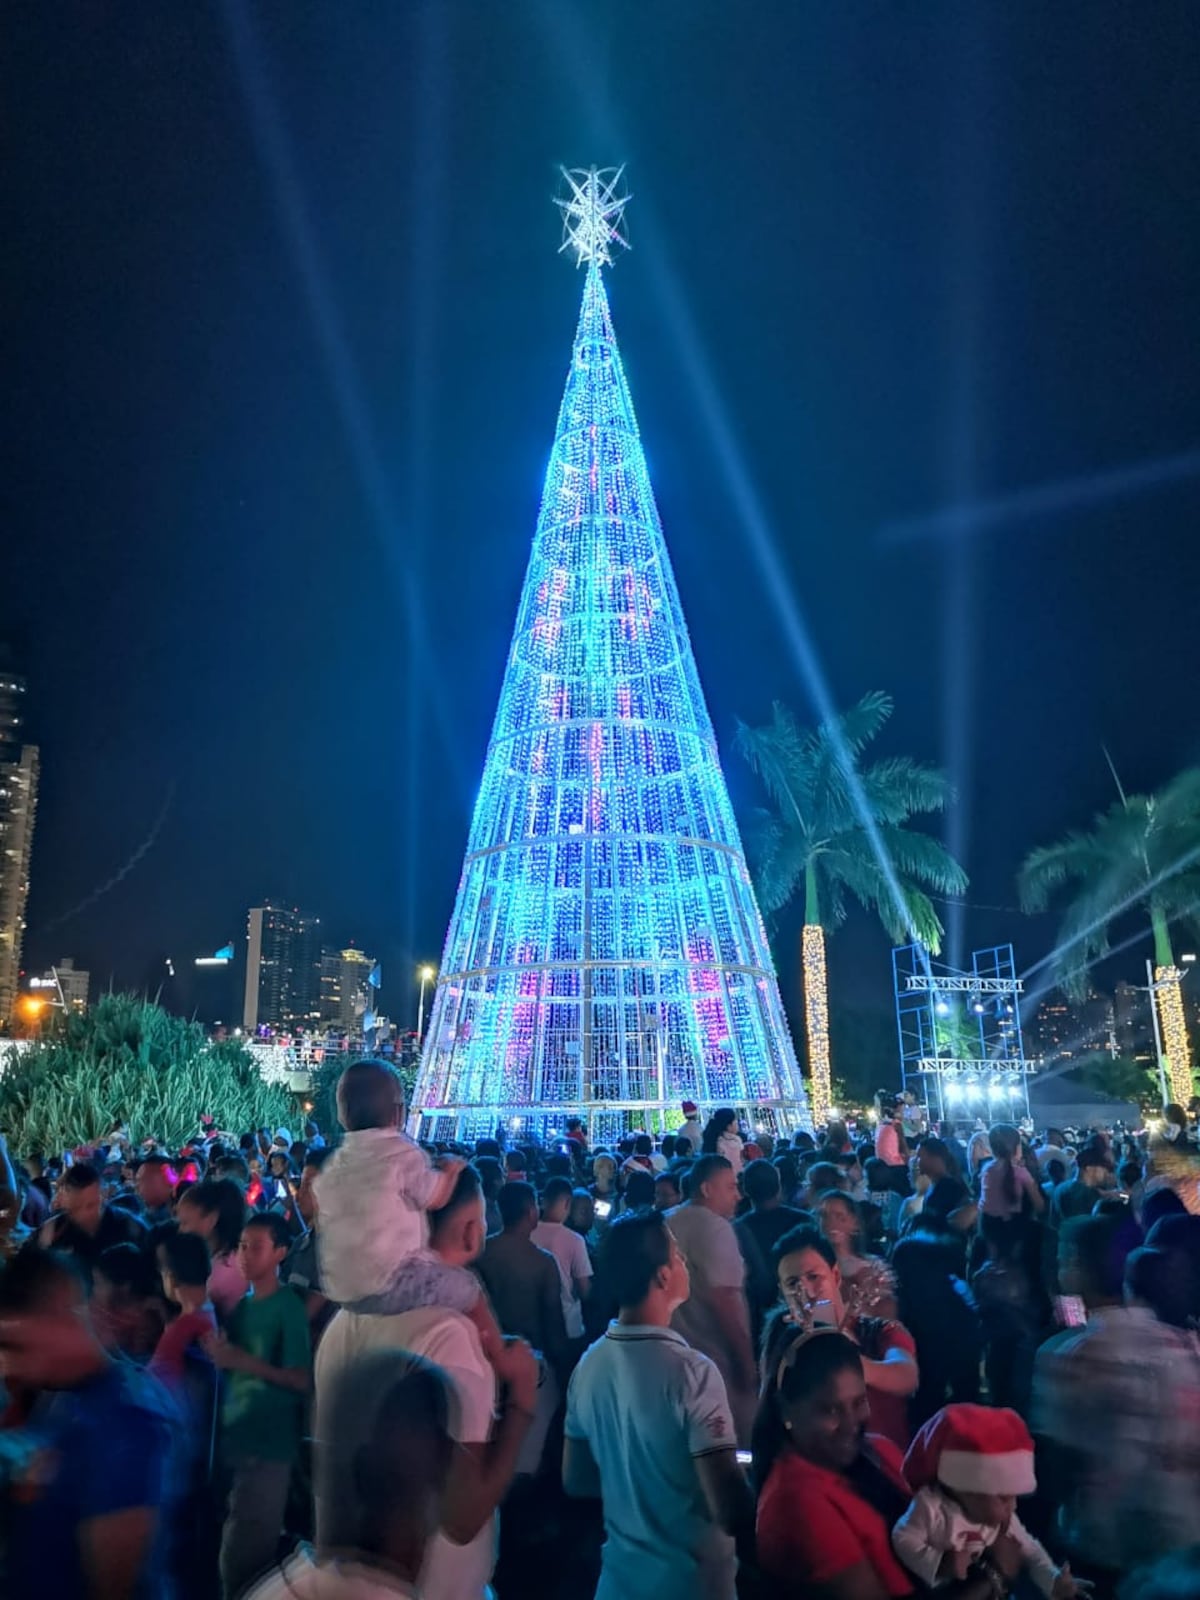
[6,3,1200,1034]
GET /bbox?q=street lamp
[417,965,436,1045]
[18,995,46,1036]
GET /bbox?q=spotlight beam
[218,1,468,796]
[883,449,1200,545]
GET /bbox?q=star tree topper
[557,166,630,268]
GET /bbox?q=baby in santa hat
[892,1404,1086,1597]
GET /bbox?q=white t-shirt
[665,1204,745,1366]
[716,1131,744,1173]
[892,1486,1059,1595]
[566,1323,737,1600]
[315,1305,497,1600]
[531,1219,593,1339]
[315,1129,442,1303]
[248,1550,419,1598]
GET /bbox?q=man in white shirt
[532,1176,593,1340]
[666,1155,757,1445]
[314,1166,537,1600]
[564,1208,750,1600]
[675,1100,703,1154]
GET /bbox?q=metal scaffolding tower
[892,941,1034,1122]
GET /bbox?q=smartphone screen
[1054,1294,1086,1329]
[594,1199,612,1218]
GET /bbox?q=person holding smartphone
[765,1227,919,1452]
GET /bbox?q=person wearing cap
[893,1404,1079,1596]
[1049,1140,1115,1227]
[676,1101,703,1154]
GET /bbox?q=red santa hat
[681,1100,699,1116]
[903,1405,1036,1498]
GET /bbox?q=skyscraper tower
[412,170,808,1140]
[242,901,322,1033]
[0,657,37,1023]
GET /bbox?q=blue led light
[412,259,809,1141]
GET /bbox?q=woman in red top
[753,1328,914,1598]
[764,1226,918,1451]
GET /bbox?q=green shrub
[0,995,299,1154]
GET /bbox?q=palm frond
[734,707,813,830]
[1148,768,1200,835]
[859,757,956,823]
[831,691,894,757]
[1018,831,1116,914]
[871,823,969,895]
[808,693,893,832]
[820,847,893,929]
[900,887,947,954]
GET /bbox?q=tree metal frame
[410,174,808,1143]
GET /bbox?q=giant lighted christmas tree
[411,170,809,1141]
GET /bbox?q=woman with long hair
[700,1108,744,1173]
[979,1123,1043,1250]
[817,1190,898,1319]
[176,1177,247,1320]
[909,1138,977,1241]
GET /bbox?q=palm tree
[1018,768,1200,1105]
[736,691,967,1126]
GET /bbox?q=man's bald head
[336,1059,405,1133]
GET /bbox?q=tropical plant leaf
[1019,767,1200,1002]
[736,693,966,952]
[0,995,301,1153]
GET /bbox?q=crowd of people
[3,1077,1200,1600]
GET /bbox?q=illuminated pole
[1153,963,1192,1107]
[803,925,832,1127]
[1150,906,1193,1107]
[1146,958,1170,1109]
[417,965,435,1044]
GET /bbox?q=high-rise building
[51,957,89,1016]
[242,902,322,1033]
[1032,999,1071,1060]
[1032,989,1114,1061]
[289,913,323,1029]
[319,946,343,1026]
[0,660,37,1023]
[26,958,88,1016]
[411,172,807,1141]
[1114,979,1150,1056]
[333,947,374,1035]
